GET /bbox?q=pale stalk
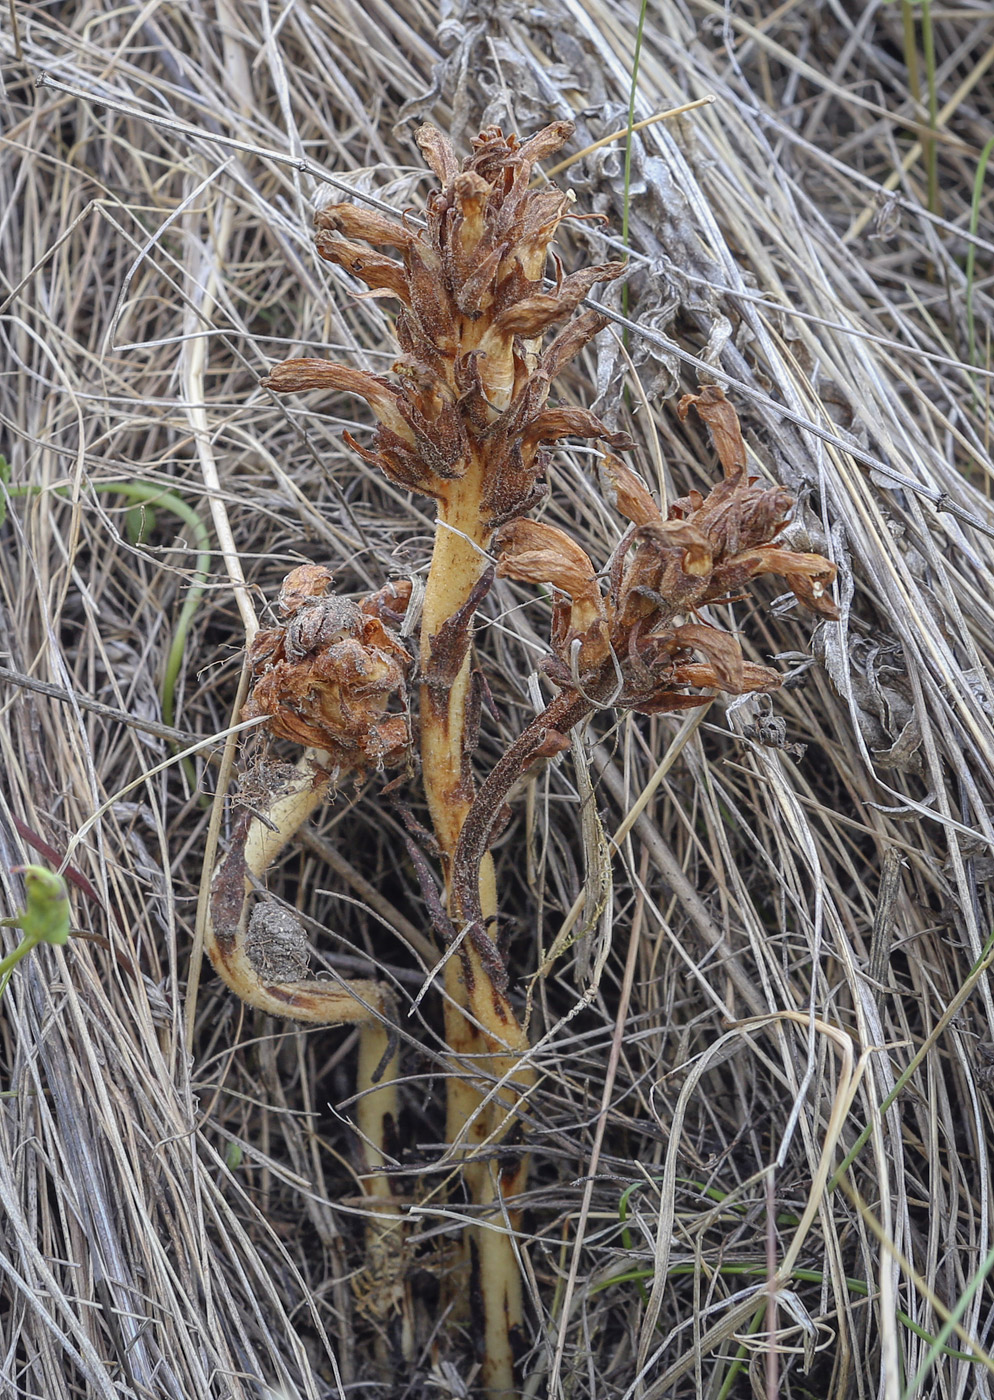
[419,481,498,1163]
[207,757,409,1367]
[356,1025,410,1371]
[420,477,534,1397]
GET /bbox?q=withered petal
[415,124,460,185]
[636,519,714,576]
[451,171,493,260]
[784,571,840,618]
[671,659,781,695]
[497,519,607,654]
[264,359,414,442]
[513,120,576,169]
[494,262,626,337]
[678,385,748,479]
[496,519,599,598]
[670,622,746,691]
[277,564,335,615]
[314,232,409,300]
[514,190,575,277]
[494,292,569,338]
[600,455,660,527]
[314,203,415,250]
[725,545,838,616]
[537,307,612,382]
[521,406,633,453]
[359,580,413,633]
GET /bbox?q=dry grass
[2,2,994,1397]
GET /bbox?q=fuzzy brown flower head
[497,387,838,714]
[244,568,413,770]
[263,122,632,530]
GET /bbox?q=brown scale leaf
[679,384,749,477]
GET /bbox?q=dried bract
[244,567,412,769]
[263,122,632,529]
[498,387,838,714]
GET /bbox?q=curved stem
[205,753,408,1373]
[450,689,593,930]
[206,758,393,1025]
[0,929,41,998]
[7,479,211,783]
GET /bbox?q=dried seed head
[244,567,412,771]
[276,563,336,616]
[500,388,838,715]
[264,122,631,529]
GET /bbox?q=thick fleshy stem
[445,688,592,1395]
[418,476,536,1397]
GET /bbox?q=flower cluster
[496,386,838,714]
[263,121,632,529]
[243,565,412,769]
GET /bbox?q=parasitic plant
[205,121,838,1396]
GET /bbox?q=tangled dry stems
[2,2,994,1398]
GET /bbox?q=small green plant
[0,454,10,524]
[0,865,71,999]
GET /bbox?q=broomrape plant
[205,121,838,1396]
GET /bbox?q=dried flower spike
[263,121,632,528]
[497,386,839,715]
[243,566,412,771]
[216,114,844,1400]
[260,123,641,1398]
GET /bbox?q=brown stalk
[215,120,839,1398]
[259,119,630,1397]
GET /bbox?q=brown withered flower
[262,121,632,530]
[244,566,412,770]
[496,386,838,714]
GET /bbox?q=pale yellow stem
[356,1024,411,1370]
[206,759,391,1023]
[419,474,499,1158]
[477,1164,525,1400]
[419,475,534,1396]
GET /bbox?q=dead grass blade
[3,1,994,1397]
